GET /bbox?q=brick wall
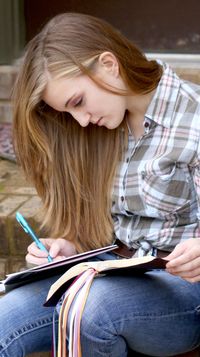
[0,65,18,123]
[0,159,45,278]
[0,158,50,357]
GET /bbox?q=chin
[106,121,121,130]
[102,123,115,130]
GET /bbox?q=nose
[71,111,91,127]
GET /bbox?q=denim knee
[81,277,116,337]
[0,276,58,356]
[0,315,54,357]
[79,273,200,357]
[79,277,130,357]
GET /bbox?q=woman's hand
[166,238,200,282]
[26,238,77,265]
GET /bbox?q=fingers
[49,238,77,258]
[165,242,186,262]
[26,238,56,265]
[25,252,49,265]
[26,252,66,265]
[167,257,200,280]
[51,255,67,262]
[49,238,67,258]
[27,238,54,255]
[167,268,200,283]
[165,238,200,282]
[166,252,197,269]
[166,238,200,266]
[26,237,76,266]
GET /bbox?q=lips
[97,117,103,125]
[90,117,104,125]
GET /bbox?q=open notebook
[45,255,167,306]
[0,244,118,293]
[45,255,168,357]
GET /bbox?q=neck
[126,89,155,117]
[125,89,156,140]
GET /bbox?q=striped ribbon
[52,268,97,357]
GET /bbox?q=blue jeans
[0,252,200,356]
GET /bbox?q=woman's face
[43,55,128,129]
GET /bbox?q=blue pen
[16,211,53,262]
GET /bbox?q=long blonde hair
[13,13,162,252]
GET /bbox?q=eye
[73,97,83,107]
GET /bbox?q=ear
[98,51,119,77]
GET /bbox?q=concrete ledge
[147,53,200,85]
[147,53,200,68]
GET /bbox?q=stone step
[0,65,18,123]
[0,159,50,356]
[0,158,43,276]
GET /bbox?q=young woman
[0,12,200,357]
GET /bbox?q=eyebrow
[65,94,76,108]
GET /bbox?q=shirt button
[121,196,125,202]
[126,157,129,163]
[144,122,150,128]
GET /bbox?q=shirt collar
[145,61,181,128]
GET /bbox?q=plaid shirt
[111,62,200,257]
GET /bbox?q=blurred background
[0,0,200,274]
[0,0,200,65]
[0,0,200,275]
[0,2,200,356]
